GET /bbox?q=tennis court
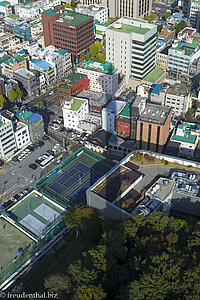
[0,218,35,270]
[9,191,65,237]
[47,161,103,204]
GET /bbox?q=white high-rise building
[106,17,157,81]
[79,0,152,19]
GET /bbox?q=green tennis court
[0,218,34,270]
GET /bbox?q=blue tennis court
[47,162,103,202]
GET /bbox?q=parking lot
[0,137,62,208]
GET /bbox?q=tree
[157,24,163,32]
[144,14,152,22]
[89,43,97,57]
[44,274,72,298]
[63,204,101,241]
[16,88,23,100]
[175,20,187,34]
[0,95,6,108]
[96,41,102,53]
[165,12,171,19]
[9,89,18,103]
[75,284,106,300]
[38,101,44,108]
[108,18,112,24]
[70,0,76,9]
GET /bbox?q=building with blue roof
[151,84,163,95]
[16,110,44,142]
[29,59,55,88]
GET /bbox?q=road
[0,139,58,204]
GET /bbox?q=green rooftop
[8,14,19,19]
[123,17,147,23]
[0,54,10,65]
[143,68,165,83]
[118,104,131,118]
[42,9,57,16]
[78,60,117,75]
[108,23,150,35]
[171,124,198,144]
[0,1,9,7]
[70,98,86,111]
[17,111,32,120]
[171,40,200,56]
[24,0,33,5]
[67,72,86,85]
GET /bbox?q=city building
[78,111,101,133]
[77,4,108,23]
[59,72,89,100]
[29,59,55,88]
[167,40,200,77]
[86,129,112,153]
[0,1,12,17]
[165,82,192,117]
[0,76,19,99]
[157,26,176,43]
[16,110,44,142]
[14,121,30,149]
[136,103,172,152]
[42,9,94,63]
[106,18,157,82]
[190,0,200,28]
[29,19,43,41]
[0,32,20,51]
[16,3,40,20]
[45,52,64,80]
[108,134,136,157]
[13,68,40,95]
[177,27,196,40]
[115,104,131,138]
[102,100,126,133]
[77,90,110,112]
[167,123,199,158]
[0,111,17,160]
[14,23,31,42]
[156,45,171,70]
[56,49,72,75]
[1,56,28,78]
[77,60,118,96]
[79,0,152,19]
[63,97,89,130]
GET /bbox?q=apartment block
[115,104,131,138]
[13,68,40,95]
[190,0,200,28]
[1,56,28,78]
[14,121,30,149]
[77,60,118,96]
[29,59,55,88]
[167,40,200,77]
[78,4,108,23]
[63,97,89,130]
[106,18,157,81]
[42,9,94,63]
[0,1,12,17]
[136,103,172,153]
[102,100,126,133]
[0,111,17,160]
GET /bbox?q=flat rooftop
[167,82,190,96]
[146,177,175,202]
[171,124,198,144]
[69,98,86,111]
[108,22,150,35]
[78,90,110,106]
[14,68,34,79]
[171,40,200,56]
[78,60,117,75]
[143,68,165,83]
[104,100,125,115]
[138,103,171,125]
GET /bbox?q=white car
[49,91,54,96]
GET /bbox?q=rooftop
[146,177,175,202]
[78,60,117,75]
[171,124,198,144]
[139,103,171,125]
[69,98,86,111]
[167,82,190,96]
[16,110,42,123]
[77,90,110,107]
[103,100,126,115]
[108,22,150,35]
[31,59,51,70]
[0,1,9,7]
[0,54,10,65]
[117,104,131,118]
[14,68,34,79]
[66,72,86,85]
[151,84,164,95]
[143,68,165,83]
[171,40,200,56]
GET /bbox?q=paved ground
[0,139,57,204]
[134,166,172,193]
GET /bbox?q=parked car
[29,163,38,170]
[13,193,20,200]
[38,141,44,148]
[2,200,13,209]
[47,149,54,156]
[42,136,50,142]
[12,156,20,163]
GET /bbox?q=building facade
[42,9,94,63]
[106,18,157,81]
[13,68,40,95]
[77,60,118,96]
[102,100,126,133]
[136,103,172,153]
[115,104,131,138]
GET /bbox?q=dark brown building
[42,8,94,63]
[136,103,172,153]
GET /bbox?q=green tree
[151,13,156,20]
[96,41,102,53]
[0,95,6,108]
[16,88,23,100]
[89,43,97,57]
[70,0,76,9]
[175,20,187,34]
[75,284,106,300]
[44,274,72,298]
[144,14,152,22]
[165,11,171,19]
[157,24,163,32]
[38,101,44,108]
[9,89,18,103]
[63,204,101,241]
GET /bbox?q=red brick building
[42,8,94,63]
[59,72,89,101]
[115,104,131,138]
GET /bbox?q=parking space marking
[0,192,11,202]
